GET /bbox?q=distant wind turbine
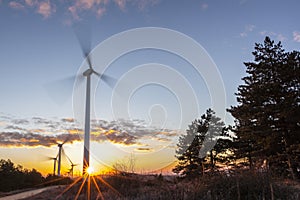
[54,136,70,176]
[47,156,58,176]
[65,153,79,178]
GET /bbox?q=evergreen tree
[228,37,300,179]
[173,109,233,177]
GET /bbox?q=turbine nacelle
[83,68,101,77]
[83,68,93,76]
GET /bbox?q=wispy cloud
[67,0,159,21]
[260,30,287,41]
[67,0,106,20]
[5,0,160,21]
[293,31,300,42]
[12,119,30,125]
[134,0,160,10]
[37,1,55,18]
[200,3,208,11]
[114,0,126,10]
[8,0,55,18]
[9,1,25,10]
[96,7,106,18]
[277,33,286,42]
[24,0,35,7]
[240,24,255,38]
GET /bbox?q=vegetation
[22,171,300,200]
[228,36,300,179]
[173,109,233,177]
[0,159,71,193]
[0,159,43,192]
[173,37,299,181]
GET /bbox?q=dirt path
[0,186,61,200]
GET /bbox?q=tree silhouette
[228,36,300,179]
[0,159,45,192]
[173,109,233,177]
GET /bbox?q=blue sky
[0,0,299,173]
[1,0,299,119]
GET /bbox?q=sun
[86,166,94,175]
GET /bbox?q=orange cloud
[37,1,55,18]
[61,118,75,123]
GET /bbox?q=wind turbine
[75,27,116,176]
[56,137,69,176]
[66,156,79,178]
[50,156,57,176]
[47,155,58,176]
[57,143,63,176]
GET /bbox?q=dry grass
[21,171,300,200]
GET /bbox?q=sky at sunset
[0,0,299,175]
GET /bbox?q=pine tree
[173,109,233,177]
[228,37,300,179]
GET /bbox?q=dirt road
[0,186,61,200]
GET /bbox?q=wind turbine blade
[44,156,56,161]
[73,23,93,69]
[44,75,84,105]
[63,149,74,165]
[101,74,118,88]
[94,72,117,89]
[62,134,72,145]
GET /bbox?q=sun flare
[86,166,94,175]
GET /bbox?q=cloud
[9,1,25,10]
[245,24,255,32]
[93,129,138,145]
[240,24,255,38]
[0,115,178,148]
[260,30,267,36]
[12,119,30,125]
[8,0,56,18]
[114,0,126,10]
[134,147,153,152]
[7,0,55,18]
[293,31,300,42]
[6,0,160,21]
[201,3,208,11]
[131,0,160,11]
[67,0,108,20]
[260,31,287,41]
[5,125,27,131]
[240,32,247,38]
[0,130,83,147]
[61,118,75,123]
[37,1,55,18]
[24,0,35,7]
[0,131,58,147]
[277,34,286,42]
[96,7,106,18]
